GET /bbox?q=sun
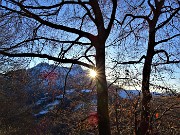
[89,69,97,78]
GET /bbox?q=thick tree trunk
[137,31,155,135]
[138,55,153,135]
[95,42,111,135]
[136,2,163,132]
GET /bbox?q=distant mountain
[27,63,87,88]
[33,89,95,118]
[22,63,92,117]
[118,89,163,99]
[1,63,91,111]
[1,63,164,118]
[25,63,89,99]
[118,90,140,99]
[34,88,164,118]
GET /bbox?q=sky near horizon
[28,58,180,93]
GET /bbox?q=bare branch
[0,37,91,51]
[155,103,179,121]
[90,0,105,30]
[154,49,169,63]
[62,64,73,103]
[153,60,180,66]
[60,36,81,59]
[0,2,95,40]
[122,14,150,25]
[12,0,89,9]
[124,0,145,9]
[32,23,42,37]
[155,34,180,45]
[115,55,146,64]
[148,0,155,13]
[0,5,28,17]
[0,51,94,69]
[106,0,117,36]
[155,7,180,30]
[107,77,128,89]
[77,0,96,24]
[84,45,95,66]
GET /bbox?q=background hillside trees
[0,70,35,135]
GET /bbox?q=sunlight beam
[89,69,97,78]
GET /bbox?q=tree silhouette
[114,0,180,134]
[0,0,117,134]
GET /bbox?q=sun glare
[89,69,97,78]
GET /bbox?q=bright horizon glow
[89,69,97,78]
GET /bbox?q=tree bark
[95,40,111,135]
[138,54,153,135]
[137,30,155,135]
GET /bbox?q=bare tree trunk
[137,31,155,135]
[138,58,153,135]
[95,40,111,135]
